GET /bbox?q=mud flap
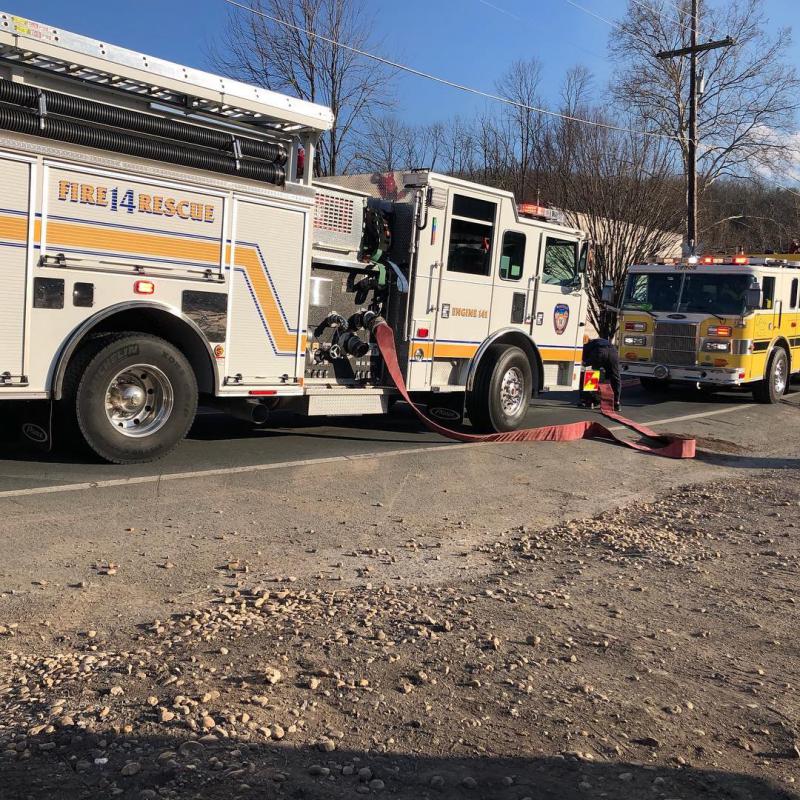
[427,392,465,425]
[18,400,54,453]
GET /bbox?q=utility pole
[687,0,698,255]
[656,2,734,256]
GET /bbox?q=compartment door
[0,156,33,386]
[226,198,308,385]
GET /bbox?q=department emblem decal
[22,423,48,443]
[429,406,461,421]
[553,303,570,335]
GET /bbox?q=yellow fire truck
[616,254,800,402]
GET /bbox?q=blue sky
[7,0,800,126]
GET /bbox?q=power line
[659,0,693,18]
[628,0,692,33]
[221,0,682,143]
[563,0,623,31]
[476,0,611,67]
[564,0,691,34]
[477,0,522,23]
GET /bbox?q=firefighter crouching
[580,338,622,411]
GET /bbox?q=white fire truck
[0,11,589,463]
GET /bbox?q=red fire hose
[373,322,696,459]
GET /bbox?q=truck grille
[653,321,698,366]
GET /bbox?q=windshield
[623,272,751,316]
[680,274,751,315]
[623,273,682,312]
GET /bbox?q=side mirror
[744,285,761,312]
[601,280,615,305]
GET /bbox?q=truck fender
[465,328,544,394]
[51,300,220,400]
[765,336,792,372]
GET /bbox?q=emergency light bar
[700,255,750,265]
[518,203,564,224]
[637,254,800,270]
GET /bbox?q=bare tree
[700,179,800,252]
[425,122,447,171]
[212,0,393,176]
[495,58,546,201]
[439,115,479,178]
[353,117,445,173]
[352,116,409,173]
[548,104,683,337]
[611,0,800,196]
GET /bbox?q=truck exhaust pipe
[215,399,270,425]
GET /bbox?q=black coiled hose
[0,105,286,185]
[0,80,287,165]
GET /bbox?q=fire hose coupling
[362,312,386,334]
[337,332,370,358]
[314,312,349,338]
[348,310,379,332]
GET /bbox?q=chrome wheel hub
[774,354,787,395]
[500,367,525,415]
[105,364,174,438]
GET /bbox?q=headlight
[702,340,731,352]
[622,335,647,346]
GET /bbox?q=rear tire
[467,345,534,433]
[63,333,198,463]
[752,347,788,404]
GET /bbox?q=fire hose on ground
[371,319,696,459]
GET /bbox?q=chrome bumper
[621,362,744,385]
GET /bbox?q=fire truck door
[431,192,496,374]
[0,155,33,387]
[531,235,585,382]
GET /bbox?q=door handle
[426,261,440,313]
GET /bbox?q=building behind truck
[0,11,590,464]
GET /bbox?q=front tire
[64,333,198,463]
[467,345,534,433]
[753,347,789,404]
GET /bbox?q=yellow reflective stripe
[0,213,298,355]
[0,215,27,242]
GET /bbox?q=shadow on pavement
[186,406,441,445]
[1,733,797,800]
[695,450,800,469]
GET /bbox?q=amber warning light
[700,255,749,265]
[708,325,732,337]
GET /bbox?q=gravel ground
[1,472,799,800]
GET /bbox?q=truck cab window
[542,238,578,286]
[790,278,798,309]
[499,231,526,281]
[623,273,681,312]
[447,194,496,276]
[762,276,775,309]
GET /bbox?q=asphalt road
[0,382,762,496]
